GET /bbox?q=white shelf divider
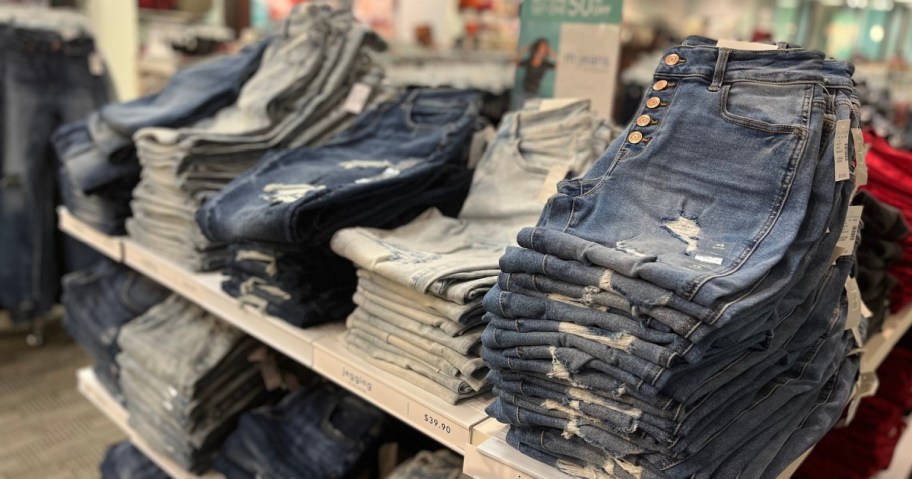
[861,304,912,374]
[77,368,223,479]
[58,207,124,261]
[312,334,492,454]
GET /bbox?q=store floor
[0,321,124,479]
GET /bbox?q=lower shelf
[76,368,223,479]
[464,419,573,479]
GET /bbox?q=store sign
[513,0,623,117]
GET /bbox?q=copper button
[664,53,681,66]
[646,97,662,109]
[627,131,644,144]
[653,79,669,91]
[636,115,652,127]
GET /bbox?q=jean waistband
[658,35,827,85]
[2,26,96,57]
[509,100,595,141]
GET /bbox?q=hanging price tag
[835,205,864,256]
[851,128,868,188]
[834,119,851,182]
[88,52,105,76]
[343,83,372,114]
[844,277,862,331]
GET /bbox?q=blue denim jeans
[214,382,386,479]
[101,441,169,479]
[196,88,483,245]
[0,26,109,321]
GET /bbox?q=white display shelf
[861,304,912,373]
[312,334,492,454]
[77,368,223,479]
[58,207,124,261]
[464,419,573,479]
[60,209,491,455]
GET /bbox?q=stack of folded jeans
[100,441,169,479]
[214,381,386,478]
[861,131,912,313]
[330,99,615,403]
[0,13,111,321]
[388,449,469,479]
[853,191,909,332]
[52,36,268,235]
[221,242,357,327]
[195,88,484,327]
[483,37,864,479]
[61,259,169,399]
[126,4,387,271]
[117,294,266,472]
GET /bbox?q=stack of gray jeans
[117,294,266,473]
[482,38,864,479]
[125,4,387,271]
[330,100,615,403]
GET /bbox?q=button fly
[646,97,661,109]
[653,79,669,91]
[664,53,680,66]
[636,115,652,127]
[627,131,644,144]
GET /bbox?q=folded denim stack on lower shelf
[214,381,386,479]
[483,38,864,479]
[853,191,909,332]
[100,441,169,479]
[126,4,387,271]
[51,37,268,235]
[330,99,614,403]
[388,449,469,479]
[61,259,169,399]
[195,88,484,327]
[117,295,266,473]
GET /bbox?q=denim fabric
[126,5,387,271]
[100,441,169,479]
[388,450,468,479]
[116,294,265,472]
[0,26,109,321]
[213,382,386,479]
[61,259,170,396]
[330,100,613,302]
[197,88,482,245]
[485,37,862,479]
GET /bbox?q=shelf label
[408,402,470,447]
[313,346,407,415]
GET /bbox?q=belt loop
[709,49,730,92]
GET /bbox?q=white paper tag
[844,277,862,331]
[851,128,868,188]
[834,119,851,182]
[836,205,864,256]
[538,164,569,203]
[861,297,873,319]
[343,83,372,114]
[716,39,778,51]
[88,52,105,76]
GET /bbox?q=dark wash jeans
[101,441,169,479]
[0,26,109,321]
[214,382,386,479]
[196,88,483,245]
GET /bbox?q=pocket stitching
[719,82,810,135]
